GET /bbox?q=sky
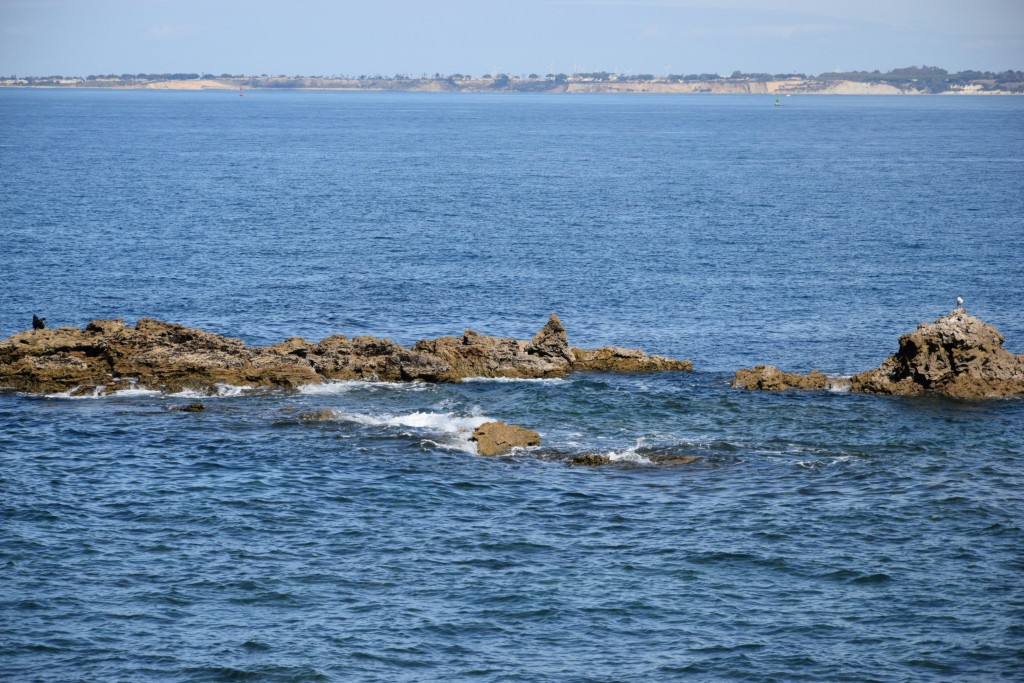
[1,0,1022,77]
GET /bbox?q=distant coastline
[4,66,1022,95]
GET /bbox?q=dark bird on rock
[32,315,46,330]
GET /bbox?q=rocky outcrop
[732,366,834,391]
[570,346,694,373]
[267,334,454,383]
[849,309,1024,398]
[0,318,320,395]
[0,314,693,394]
[413,315,574,380]
[734,309,1024,399]
[470,422,541,456]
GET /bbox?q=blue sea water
[1,89,1023,682]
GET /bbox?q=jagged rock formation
[849,309,1024,398]
[470,421,541,456]
[412,315,574,380]
[733,309,1024,399]
[0,314,692,395]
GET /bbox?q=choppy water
[2,90,1023,682]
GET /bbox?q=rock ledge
[0,314,693,395]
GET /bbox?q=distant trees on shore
[5,66,1022,93]
[818,65,1024,93]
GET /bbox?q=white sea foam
[110,388,163,398]
[45,385,107,399]
[43,386,162,399]
[330,410,494,453]
[169,383,253,398]
[827,379,852,393]
[44,382,252,399]
[603,438,655,465]
[795,455,853,469]
[298,380,430,395]
[461,376,567,384]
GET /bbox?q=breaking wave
[298,380,432,395]
[461,377,568,384]
[324,410,496,453]
[602,437,657,465]
[169,384,254,398]
[44,386,164,399]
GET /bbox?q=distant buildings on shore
[4,66,1022,94]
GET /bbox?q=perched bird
[32,315,46,330]
[956,296,964,309]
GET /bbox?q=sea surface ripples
[2,91,1023,681]
[3,375,1022,681]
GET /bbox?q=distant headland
[3,65,1022,95]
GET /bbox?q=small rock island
[470,422,542,457]
[0,314,692,395]
[734,308,1024,399]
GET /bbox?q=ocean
[1,89,1022,682]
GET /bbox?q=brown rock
[0,314,694,394]
[525,314,575,364]
[264,337,315,357]
[570,346,693,373]
[0,318,319,394]
[470,421,541,456]
[734,309,1024,400]
[849,309,1024,398]
[85,319,127,334]
[732,366,833,391]
[413,315,574,380]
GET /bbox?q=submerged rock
[0,314,692,394]
[734,308,1024,399]
[470,421,541,456]
[170,402,206,413]
[568,454,612,467]
[652,455,699,466]
[568,453,698,467]
[296,408,337,421]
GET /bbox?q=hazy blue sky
[2,0,1021,77]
